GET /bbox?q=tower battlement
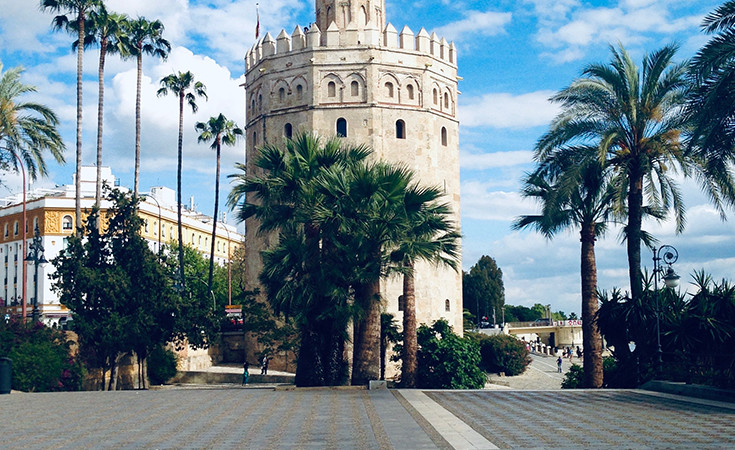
[246,23,457,72]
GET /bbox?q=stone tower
[243,1,462,333]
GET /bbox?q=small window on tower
[433,88,438,104]
[396,120,406,139]
[441,127,448,146]
[279,87,286,102]
[385,82,394,98]
[336,118,347,137]
[444,92,449,109]
[351,80,359,96]
[284,123,293,139]
[445,299,451,312]
[398,295,404,311]
[407,84,415,100]
[297,84,304,99]
[328,81,336,98]
[258,94,263,109]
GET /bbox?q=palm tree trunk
[177,92,185,291]
[580,224,603,388]
[134,49,142,197]
[401,264,418,387]
[75,13,85,236]
[208,138,221,289]
[352,279,382,385]
[95,39,107,211]
[627,167,644,303]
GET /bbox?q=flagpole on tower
[255,3,260,39]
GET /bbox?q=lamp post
[25,226,47,323]
[221,215,232,307]
[652,245,680,371]
[10,151,27,318]
[142,193,162,250]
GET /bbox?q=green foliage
[463,255,504,322]
[147,344,178,385]
[504,304,542,322]
[561,364,584,389]
[467,333,531,376]
[416,320,486,389]
[561,357,620,389]
[0,320,85,392]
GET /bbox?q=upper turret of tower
[315,0,386,33]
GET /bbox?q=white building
[0,166,242,325]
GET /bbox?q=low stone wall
[170,371,295,385]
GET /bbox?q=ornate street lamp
[25,226,47,322]
[652,245,680,370]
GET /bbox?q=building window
[328,81,336,98]
[279,87,286,102]
[441,127,448,146]
[144,220,149,233]
[32,217,38,232]
[251,98,256,112]
[62,215,73,231]
[407,84,414,100]
[398,295,404,312]
[253,131,257,147]
[4,224,7,237]
[396,120,406,139]
[445,299,451,312]
[433,88,438,104]
[192,233,195,244]
[284,123,293,139]
[336,118,347,137]
[170,226,174,240]
[444,92,449,109]
[351,80,359,96]
[162,226,165,238]
[258,94,263,110]
[385,82,394,98]
[297,84,303,99]
[13,221,18,236]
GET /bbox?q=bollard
[0,357,11,394]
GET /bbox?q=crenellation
[416,28,430,54]
[325,21,340,46]
[276,29,291,54]
[344,20,360,46]
[363,22,380,46]
[399,25,414,51]
[306,24,321,48]
[383,23,397,48]
[449,42,456,64]
[440,37,447,60]
[292,26,306,50]
[262,33,276,57]
[430,32,439,57]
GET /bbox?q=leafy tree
[568,312,578,320]
[467,332,531,376]
[147,344,178,385]
[0,63,65,181]
[415,319,486,389]
[157,71,207,292]
[380,313,400,381]
[195,113,243,289]
[41,0,102,234]
[463,255,504,324]
[504,304,541,322]
[536,43,734,307]
[125,17,169,196]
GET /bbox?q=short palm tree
[515,152,619,388]
[41,0,101,235]
[157,71,207,291]
[195,113,242,289]
[76,5,129,207]
[536,43,730,304]
[0,63,66,178]
[126,17,170,196]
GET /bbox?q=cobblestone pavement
[486,353,570,390]
[2,387,734,449]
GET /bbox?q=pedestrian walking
[261,355,269,375]
[242,361,250,385]
[576,346,582,359]
[557,356,563,373]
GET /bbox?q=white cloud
[461,182,535,221]
[434,10,512,41]
[460,150,533,170]
[459,90,559,128]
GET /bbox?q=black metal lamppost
[25,226,48,323]
[651,245,680,370]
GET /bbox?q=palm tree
[125,17,170,196]
[41,0,101,235]
[0,63,66,178]
[76,5,129,207]
[514,153,618,388]
[157,71,207,291]
[536,43,725,304]
[391,184,460,388]
[195,113,242,289]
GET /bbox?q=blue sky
[1,0,733,315]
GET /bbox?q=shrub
[561,364,583,388]
[468,333,531,376]
[416,319,486,389]
[147,344,179,385]
[562,357,620,389]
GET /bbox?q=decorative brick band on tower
[242,2,463,338]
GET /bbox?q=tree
[157,71,207,292]
[415,319,486,389]
[380,313,400,380]
[77,4,128,207]
[41,0,102,235]
[125,17,170,196]
[515,155,619,388]
[0,63,65,180]
[536,44,724,306]
[463,255,505,324]
[195,113,242,289]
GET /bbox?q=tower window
[433,88,438,105]
[396,120,406,139]
[251,98,256,112]
[441,127,448,146]
[444,92,449,109]
[398,295,404,312]
[253,131,257,147]
[284,123,293,139]
[445,299,451,312]
[328,81,336,98]
[351,80,359,96]
[336,118,347,137]
[407,84,414,100]
[297,84,303,99]
[258,94,263,110]
[385,82,394,98]
[279,87,286,102]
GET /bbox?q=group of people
[556,346,583,373]
[241,355,270,385]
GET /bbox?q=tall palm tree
[195,113,242,289]
[41,0,101,235]
[157,71,207,291]
[76,5,128,207]
[0,63,66,178]
[514,153,619,388]
[126,17,170,196]
[391,184,460,388]
[537,43,711,304]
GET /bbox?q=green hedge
[467,333,531,376]
[147,344,179,385]
[416,320,486,389]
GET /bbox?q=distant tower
[243,1,462,332]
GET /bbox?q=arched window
[407,84,414,100]
[297,84,303,99]
[170,226,174,240]
[258,94,263,109]
[144,220,149,233]
[385,82,394,98]
[351,80,359,96]
[279,87,286,102]
[253,131,257,147]
[198,236,202,247]
[433,88,438,104]
[217,242,221,252]
[445,299,451,312]
[328,81,336,98]
[396,120,406,139]
[398,295,404,311]
[162,226,165,238]
[13,221,18,235]
[250,98,256,112]
[3,223,8,237]
[444,92,449,109]
[32,217,38,232]
[336,118,347,137]
[441,127,448,146]
[284,123,293,139]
